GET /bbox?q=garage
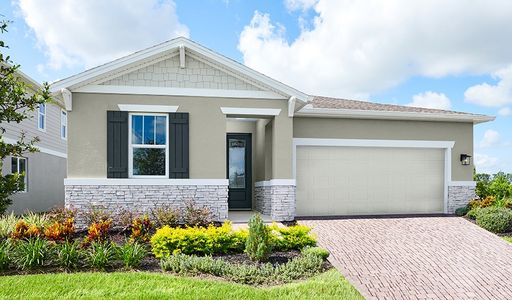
[295,144,446,216]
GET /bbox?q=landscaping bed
[0,203,334,287]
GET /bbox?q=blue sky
[1,0,511,174]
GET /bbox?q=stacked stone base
[254,183,295,221]
[65,184,228,228]
[447,185,476,214]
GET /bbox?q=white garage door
[296,146,445,216]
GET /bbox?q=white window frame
[128,113,169,178]
[11,156,28,192]
[60,109,67,140]
[37,104,46,132]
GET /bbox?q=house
[1,69,67,213]
[50,37,494,225]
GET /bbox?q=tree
[0,19,52,214]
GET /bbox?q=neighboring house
[50,37,494,224]
[1,69,67,213]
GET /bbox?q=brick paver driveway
[301,217,512,300]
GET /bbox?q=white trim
[179,45,185,68]
[61,88,72,111]
[220,107,281,116]
[64,178,229,186]
[74,85,286,100]
[449,181,477,187]
[255,179,296,187]
[2,137,67,158]
[292,138,455,149]
[296,106,495,124]
[50,37,310,102]
[128,113,169,178]
[118,104,179,113]
[292,138,455,214]
[288,96,296,117]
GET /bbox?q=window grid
[37,104,46,131]
[11,157,28,192]
[61,110,67,140]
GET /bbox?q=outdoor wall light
[460,154,472,166]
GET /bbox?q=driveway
[300,217,512,300]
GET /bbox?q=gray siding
[2,152,66,213]
[2,102,67,155]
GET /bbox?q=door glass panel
[228,139,245,188]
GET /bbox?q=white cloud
[464,65,512,107]
[407,91,451,110]
[498,107,512,116]
[479,129,501,148]
[474,153,499,173]
[16,0,189,69]
[285,0,318,11]
[239,1,512,98]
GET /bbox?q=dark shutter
[169,112,189,178]
[107,111,128,178]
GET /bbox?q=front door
[227,133,252,209]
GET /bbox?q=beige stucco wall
[68,93,291,179]
[293,117,474,181]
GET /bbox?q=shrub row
[151,222,316,258]
[0,238,147,271]
[475,207,512,233]
[160,247,328,285]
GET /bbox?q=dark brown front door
[227,133,252,210]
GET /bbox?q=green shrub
[118,242,147,269]
[245,214,271,262]
[270,223,317,251]
[152,206,180,227]
[86,242,117,270]
[151,222,243,257]
[301,246,330,260]
[0,213,18,239]
[22,212,51,229]
[54,240,82,269]
[182,199,212,227]
[467,207,480,220]
[0,240,12,270]
[476,207,512,233]
[160,253,325,285]
[455,206,470,216]
[13,238,51,269]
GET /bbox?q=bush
[160,252,325,285]
[0,240,12,270]
[0,213,17,239]
[118,242,147,269]
[129,215,152,243]
[301,246,329,260]
[479,196,496,208]
[476,207,512,233]
[47,207,76,223]
[245,214,271,262]
[270,223,317,251]
[11,220,41,240]
[84,206,111,225]
[86,242,117,270]
[44,217,75,241]
[182,199,212,227]
[22,212,51,229]
[151,222,243,257]
[455,206,470,216]
[467,207,480,220]
[84,219,112,244]
[152,206,180,227]
[12,238,51,269]
[54,240,82,269]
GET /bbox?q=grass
[0,269,363,300]
[503,236,512,243]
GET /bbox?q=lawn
[0,269,363,300]
[503,236,512,243]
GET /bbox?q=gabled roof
[50,37,311,102]
[296,96,494,124]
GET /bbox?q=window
[61,110,67,140]
[37,104,46,131]
[129,114,168,177]
[11,157,28,192]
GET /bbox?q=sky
[1,0,511,174]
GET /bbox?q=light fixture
[460,154,471,166]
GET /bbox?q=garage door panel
[296,146,444,216]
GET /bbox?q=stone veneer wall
[65,184,228,228]
[254,184,295,221]
[447,185,476,214]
